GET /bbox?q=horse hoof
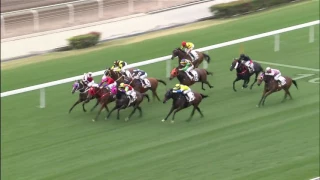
[125,117,129,121]
[92,119,96,122]
[170,120,174,124]
[256,105,259,108]
[105,117,108,120]
[161,119,166,122]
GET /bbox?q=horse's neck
[177,73,186,81]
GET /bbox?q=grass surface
[1,1,319,180]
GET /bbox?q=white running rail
[1,20,319,108]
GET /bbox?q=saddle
[188,50,199,61]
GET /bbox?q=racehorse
[169,67,214,90]
[86,86,116,121]
[104,67,135,85]
[106,88,150,121]
[124,77,167,101]
[256,72,298,107]
[69,80,99,113]
[229,58,264,92]
[171,48,211,68]
[162,89,208,123]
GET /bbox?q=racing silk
[133,69,146,76]
[180,60,192,71]
[239,55,251,61]
[83,73,93,83]
[99,76,115,86]
[173,85,190,93]
[119,84,133,92]
[181,42,194,50]
[265,68,280,76]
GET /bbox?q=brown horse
[169,67,214,90]
[256,72,298,107]
[162,89,208,123]
[124,77,167,101]
[86,86,116,121]
[104,67,135,85]
[69,80,100,113]
[106,88,150,121]
[171,48,210,68]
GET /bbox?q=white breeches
[183,89,191,95]
[184,90,195,102]
[274,73,281,80]
[88,81,98,87]
[186,66,194,73]
[245,61,253,67]
[139,73,147,79]
[107,82,117,89]
[126,90,136,99]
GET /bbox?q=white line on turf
[310,177,320,180]
[256,61,320,72]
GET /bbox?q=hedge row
[210,0,306,18]
[67,31,101,49]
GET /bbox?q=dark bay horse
[106,89,150,121]
[104,67,135,85]
[230,58,263,92]
[69,80,99,113]
[169,67,214,90]
[162,89,208,123]
[256,72,298,107]
[124,77,167,101]
[171,48,211,68]
[86,86,116,121]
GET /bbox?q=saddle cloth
[189,50,199,61]
[189,70,199,81]
[143,79,151,87]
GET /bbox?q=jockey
[179,59,194,80]
[111,60,128,73]
[118,82,136,104]
[181,41,196,60]
[265,67,286,87]
[82,72,98,87]
[99,76,117,90]
[132,69,148,88]
[238,53,254,72]
[172,84,194,102]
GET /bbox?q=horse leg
[69,99,82,113]
[262,91,273,106]
[257,89,267,107]
[92,103,105,122]
[196,107,204,117]
[250,73,258,90]
[106,105,118,120]
[233,77,241,92]
[117,105,127,120]
[162,106,175,122]
[137,106,142,117]
[90,99,100,112]
[152,90,161,101]
[126,106,138,121]
[243,78,250,89]
[171,107,184,123]
[186,107,197,122]
[201,80,213,90]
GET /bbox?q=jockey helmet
[181,41,187,47]
[88,72,93,76]
[119,83,125,88]
[174,84,181,89]
[240,54,245,58]
[266,67,271,73]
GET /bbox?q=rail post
[40,88,46,108]
[274,34,280,52]
[309,25,314,43]
[203,51,209,69]
[96,0,103,19]
[166,59,171,78]
[67,4,74,24]
[1,15,5,37]
[30,10,39,31]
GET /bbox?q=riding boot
[188,72,194,80]
[141,80,147,88]
[277,80,282,88]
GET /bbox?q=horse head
[169,68,179,80]
[71,80,85,94]
[171,48,186,60]
[230,58,241,71]
[257,72,265,86]
[163,88,173,103]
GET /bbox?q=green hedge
[68,31,101,49]
[210,0,305,18]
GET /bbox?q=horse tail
[292,80,298,89]
[200,94,209,99]
[205,70,213,76]
[203,53,211,63]
[156,79,167,86]
[142,93,150,102]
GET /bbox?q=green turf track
[1,1,319,180]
